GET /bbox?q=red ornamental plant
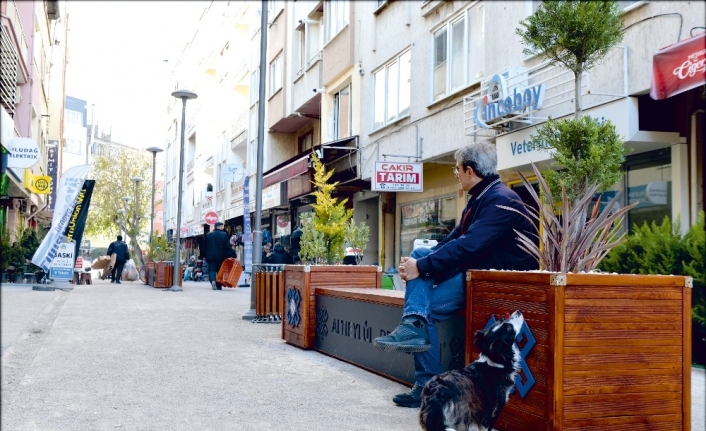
[499,163,638,273]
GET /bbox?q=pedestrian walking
[106,235,130,284]
[204,222,234,290]
[290,224,302,264]
[266,242,293,264]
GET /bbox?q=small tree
[517,0,627,201]
[298,213,327,265]
[345,218,370,265]
[300,151,354,264]
[86,147,152,270]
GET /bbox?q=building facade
[1,0,66,240]
[164,0,705,268]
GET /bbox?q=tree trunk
[574,68,583,119]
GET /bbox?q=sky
[65,1,206,148]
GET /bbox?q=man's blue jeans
[403,247,465,386]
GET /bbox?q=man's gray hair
[454,142,497,178]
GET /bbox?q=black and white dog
[419,310,525,431]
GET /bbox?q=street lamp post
[145,147,163,246]
[170,89,198,292]
[117,209,126,238]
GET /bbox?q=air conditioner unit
[21,199,30,215]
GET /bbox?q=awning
[650,33,706,100]
[263,155,309,188]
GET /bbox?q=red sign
[650,33,706,100]
[204,211,219,225]
[372,161,423,192]
[180,225,188,234]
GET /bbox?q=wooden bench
[313,287,465,385]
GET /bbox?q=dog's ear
[473,329,486,350]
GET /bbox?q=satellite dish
[222,164,245,183]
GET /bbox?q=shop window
[399,194,457,258]
[624,149,672,232]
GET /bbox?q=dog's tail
[419,381,453,431]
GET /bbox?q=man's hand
[399,257,420,281]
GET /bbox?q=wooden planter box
[466,270,693,431]
[150,262,183,288]
[282,265,382,349]
[144,261,155,285]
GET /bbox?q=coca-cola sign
[204,211,219,225]
[651,33,706,100]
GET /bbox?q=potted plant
[145,234,178,288]
[282,151,380,349]
[460,3,693,430]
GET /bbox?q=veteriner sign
[373,162,423,192]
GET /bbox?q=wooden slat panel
[565,345,679,355]
[473,286,549,302]
[563,371,683,395]
[564,414,681,431]
[564,298,682,309]
[496,404,549,431]
[316,287,403,307]
[564,273,689,287]
[565,322,683,331]
[565,286,684,300]
[565,311,682,323]
[563,392,682,419]
[683,287,692,431]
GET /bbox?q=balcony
[269,55,323,133]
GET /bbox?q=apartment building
[0,0,66,239]
[163,1,254,253]
[165,0,704,269]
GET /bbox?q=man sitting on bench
[373,142,538,408]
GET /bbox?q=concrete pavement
[1,279,704,431]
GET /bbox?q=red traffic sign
[205,211,219,225]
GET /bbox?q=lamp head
[146,146,164,154]
[122,196,133,202]
[132,176,144,183]
[171,89,198,100]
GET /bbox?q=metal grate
[0,25,19,117]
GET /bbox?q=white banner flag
[32,164,91,271]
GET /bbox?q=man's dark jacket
[107,241,130,264]
[204,229,232,267]
[416,175,538,284]
[267,244,293,264]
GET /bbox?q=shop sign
[7,137,40,169]
[496,98,637,172]
[24,169,51,194]
[201,191,214,214]
[372,162,423,192]
[204,211,219,225]
[475,74,545,129]
[49,242,75,280]
[651,33,706,100]
[262,183,282,210]
[47,143,59,210]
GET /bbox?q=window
[65,109,83,125]
[400,195,457,258]
[270,55,282,96]
[298,131,314,154]
[624,149,672,233]
[374,49,411,130]
[333,84,351,140]
[325,0,348,42]
[64,138,83,154]
[250,67,259,105]
[268,0,283,19]
[296,26,306,75]
[431,4,484,102]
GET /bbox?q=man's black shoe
[393,384,423,408]
[373,317,431,353]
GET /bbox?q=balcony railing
[6,1,29,67]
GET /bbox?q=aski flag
[32,164,90,271]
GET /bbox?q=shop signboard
[49,241,75,280]
[372,162,423,192]
[7,137,40,169]
[243,176,252,273]
[651,33,706,100]
[47,143,59,210]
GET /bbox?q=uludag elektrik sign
[372,162,423,192]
